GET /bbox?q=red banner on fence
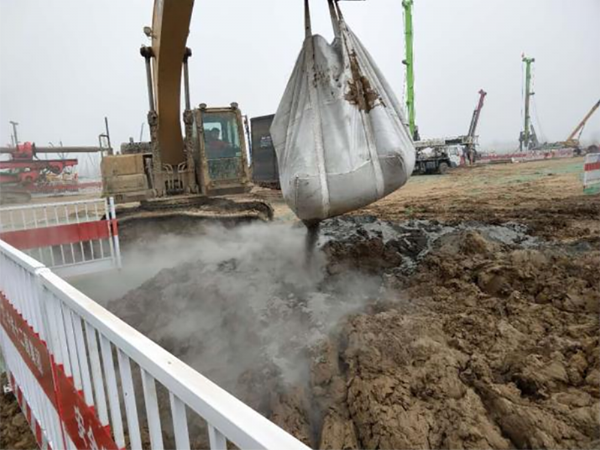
[0,220,117,250]
[0,292,57,406]
[55,364,119,450]
[0,291,119,450]
[10,375,51,450]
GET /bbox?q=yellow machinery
[563,99,600,150]
[101,0,263,219]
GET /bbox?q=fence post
[109,197,122,269]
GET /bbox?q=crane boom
[566,99,600,144]
[467,89,487,138]
[150,0,195,165]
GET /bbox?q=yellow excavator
[101,0,272,225]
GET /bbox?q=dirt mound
[322,230,599,449]
[109,218,599,449]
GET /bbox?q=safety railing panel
[0,197,121,278]
[583,152,600,194]
[0,239,309,450]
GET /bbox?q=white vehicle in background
[447,145,464,167]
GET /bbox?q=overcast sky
[1,0,599,152]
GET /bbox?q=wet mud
[106,216,599,449]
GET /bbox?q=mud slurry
[110,217,599,449]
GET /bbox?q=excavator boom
[150,0,195,165]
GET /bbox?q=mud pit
[108,216,599,449]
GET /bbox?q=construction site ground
[2,157,599,449]
[260,156,598,241]
[350,157,598,242]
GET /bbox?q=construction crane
[413,90,487,173]
[464,89,487,163]
[564,99,600,151]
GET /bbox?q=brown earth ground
[115,158,598,448]
[0,374,37,450]
[2,158,599,449]
[352,157,599,242]
[259,157,599,242]
[262,157,600,449]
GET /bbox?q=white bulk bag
[271,0,415,222]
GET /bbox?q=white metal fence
[0,198,121,278]
[0,239,309,450]
[583,153,600,194]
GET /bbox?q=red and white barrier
[583,153,600,193]
[478,147,575,165]
[0,239,309,450]
[0,198,121,278]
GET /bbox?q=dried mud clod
[344,50,380,112]
[108,217,599,449]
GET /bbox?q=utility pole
[9,121,19,148]
[402,0,417,140]
[521,55,535,151]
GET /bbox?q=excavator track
[115,195,274,243]
[137,195,273,219]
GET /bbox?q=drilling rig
[519,55,539,151]
[517,55,598,155]
[0,122,108,204]
[402,0,487,174]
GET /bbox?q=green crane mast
[402,0,417,140]
[521,55,535,151]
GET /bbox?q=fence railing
[0,198,121,278]
[583,152,600,194]
[0,239,310,450]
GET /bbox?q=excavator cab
[194,104,251,196]
[101,103,252,202]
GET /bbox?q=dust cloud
[105,222,383,393]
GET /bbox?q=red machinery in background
[0,142,106,204]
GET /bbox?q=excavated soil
[107,215,599,449]
[0,374,37,450]
[3,158,598,449]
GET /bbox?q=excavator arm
[149,0,195,166]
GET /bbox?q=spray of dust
[106,222,383,396]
